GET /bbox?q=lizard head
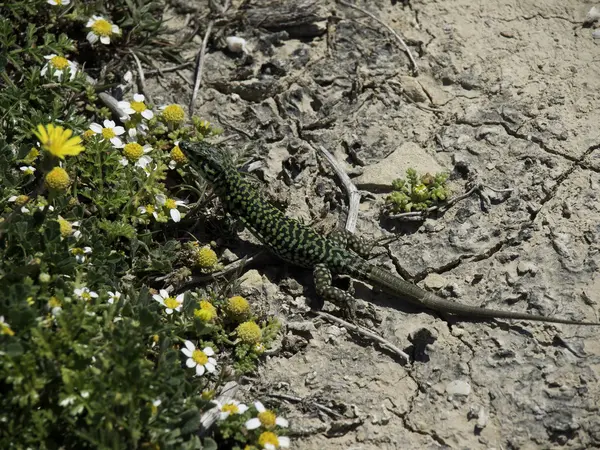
[179,141,231,184]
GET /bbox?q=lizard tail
[367,265,600,326]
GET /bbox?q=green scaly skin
[180,141,600,326]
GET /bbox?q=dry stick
[175,254,260,292]
[316,145,361,233]
[314,311,410,363]
[267,393,343,419]
[189,20,214,116]
[129,50,152,104]
[337,0,419,75]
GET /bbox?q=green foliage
[0,0,286,448]
[385,168,450,213]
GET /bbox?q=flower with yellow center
[236,321,262,345]
[48,296,63,316]
[107,291,121,305]
[20,166,35,175]
[169,142,187,169]
[138,204,158,219]
[214,400,249,420]
[196,246,218,268]
[8,195,30,213]
[156,194,188,223]
[89,120,125,147]
[47,0,70,5]
[194,300,217,322]
[45,167,71,191]
[33,124,84,159]
[226,295,251,321]
[0,316,15,336]
[161,104,185,124]
[74,287,99,302]
[86,15,120,45]
[257,431,290,450]
[57,217,81,239]
[118,94,154,120]
[245,401,289,431]
[120,142,152,168]
[41,54,77,81]
[181,340,217,376]
[153,289,184,314]
[71,246,92,263]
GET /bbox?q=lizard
[179,141,600,326]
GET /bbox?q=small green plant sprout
[385,168,449,214]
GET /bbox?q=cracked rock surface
[154,0,600,447]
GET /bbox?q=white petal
[195,364,205,376]
[237,404,249,414]
[205,362,216,373]
[128,127,137,138]
[181,348,192,357]
[219,411,230,420]
[278,436,290,448]
[86,18,94,27]
[100,36,110,45]
[254,401,266,413]
[152,295,164,303]
[207,357,217,366]
[89,292,99,298]
[41,65,49,76]
[113,126,125,135]
[203,347,215,357]
[112,25,120,34]
[117,101,130,109]
[159,289,169,299]
[119,157,128,166]
[264,444,275,450]
[137,156,152,168]
[174,305,183,312]
[245,418,261,430]
[110,137,124,147]
[89,123,102,133]
[275,417,289,427]
[165,308,173,314]
[186,358,196,368]
[155,194,166,205]
[170,209,181,222]
[142,109,154,120]
[124,71,133,82]
[184,340,195,351]
[103,120,115,128]
[86,32,98,44]
[176,293,184,303]
[133,94,145,102]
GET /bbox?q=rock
[446,380,471,396]
[354,142,445,191]
[423,273,447,290]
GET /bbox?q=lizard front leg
[328,229,397,259]
[313,263,357,319]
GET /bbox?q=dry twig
[189,20,215,115]
[129,50,151,104]
[314,310,410,363]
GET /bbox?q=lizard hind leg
[313,263,357,319]
[328,229,397,260]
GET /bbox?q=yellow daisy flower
[33,124,84,159]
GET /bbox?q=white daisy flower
[215,400,249,420]
[155,194,188,223]
[245,401,289,430]
[59,395,77,407]
[74,287,99,301]
[20,166,36,175]
[138,204,158,219]
[86,15,120,45]
[180,340,217,376]
[118,94,154,120]
[120,140,153,169]
[8,195,30,213]
[47,0,70,5]
[41,54,77,81]
[153,289,184,314]
[89,120,125,147]
[257,432,290,450]
[71,246,92,263]
[107,291,121,304]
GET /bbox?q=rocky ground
[154,1,600,448]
